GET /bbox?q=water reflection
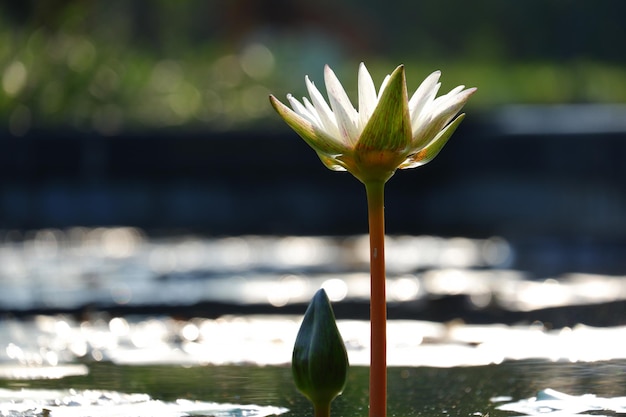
[0,387,288,417]
[2,228,625,319]
[1,228,626,390]
[2,361,626,417]
[2,314,626,376]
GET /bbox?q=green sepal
[401,113,465,168]
[269,95,347,157]
[356,65,412,153]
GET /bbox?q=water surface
[1,230,626,416]
[2,360,626,417]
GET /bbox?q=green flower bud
[292,288,349,416]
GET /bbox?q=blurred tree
[1,0,626,132]
[0,0,90,29]
[219,0,381,56]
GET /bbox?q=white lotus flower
[269,63,476,183]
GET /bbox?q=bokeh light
[1,2,625,133]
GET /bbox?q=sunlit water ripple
[1,228,626,417]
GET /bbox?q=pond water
[1,229,626,417]
[2,360,626,417]
[1,313,626,417]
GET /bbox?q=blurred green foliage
[1,0,625,135]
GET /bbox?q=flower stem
[313,402,331,417]
[365,180,387,417]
